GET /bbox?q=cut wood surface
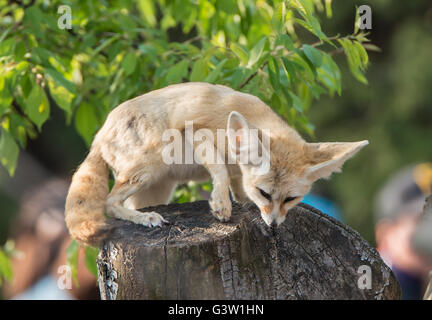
[97,201,401,300]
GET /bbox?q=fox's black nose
[270,221,278,229]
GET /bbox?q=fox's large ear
[303,140,369,181]
[227,111,270,173]
[227,111,251,159]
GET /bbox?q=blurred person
[374,163,432,299]
[3,178,100,300]
[411,195,432,300]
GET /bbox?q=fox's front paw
[133,211,169,227]
[209,194,232,222]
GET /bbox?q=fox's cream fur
[65,82,368,246]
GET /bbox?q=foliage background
[0,0,431,296]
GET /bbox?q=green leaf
[74,102,100,146]
[307,15,329,41]
[171,0,192,22]
[317,53,341,96]
[275,34,295,51]
[281,57,297,83]
[354,41,369,68]
[325,0,333,18]
[0,26,12,45]
[205,59,227,83]
[363,43,381,52]
[44,68,76,94]
[25,84,50,131]
[0,76,12,117]
[338,39,368,84]
[91,35,121,58]
[137,0,156,27]
[354,5,360,34]
[0,128,19,176]
[298,115,315,137]
[228,68,245,89]
[271,92,282,111]
[14,41,27,61]
[24,6,43,37]
[165,60,188,84]
[66,240,80,288]
[267,57,280,91]
[272,1,287,33]
[229,43,248,66]
[248,37,267,68]
[190,58,209,82]
[84,246,99,278]
[0,248,13,286]
[296,49,317,77]
[216,0,238,14]
[122,52,137,76]
[302,44,323,67]
[292,0,314,16]
[295,9,329,42]
[289,91,303,113]
[9,113,29,148]
[47,78,74,123]
[31,47,53,67]
[0,38,15,56]
[278,79,293,107]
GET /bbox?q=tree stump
[97,201,401,300]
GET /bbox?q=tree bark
[97,201,401,300]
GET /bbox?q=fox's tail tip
[69,220,117,247]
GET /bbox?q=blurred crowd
[0,152,99,300]
[374,163,432,299]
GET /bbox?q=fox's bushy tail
[65,148,113,246]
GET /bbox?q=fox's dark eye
[257,188,271,201]
[284,196,298,203]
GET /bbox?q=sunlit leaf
[66,240,80,287]
[47,78,75,122]
[165,60,188,84]
[0,248,13,286]
[0,128,19,176]
[84,246,99,278]
[0,76,12,117]
[122,52,137,76]
[25,84,50,131]
[75,102,100,146]
[302,44,323,68]
[267,57,280,91]
[190,58,209,82]
[248,37,267,68]
[230,43,248,66]
[205,59,227,83]
[137,0,156,27]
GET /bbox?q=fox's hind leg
[106,179,169,227]
[124,179,177,209]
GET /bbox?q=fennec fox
[65,82,368,246]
